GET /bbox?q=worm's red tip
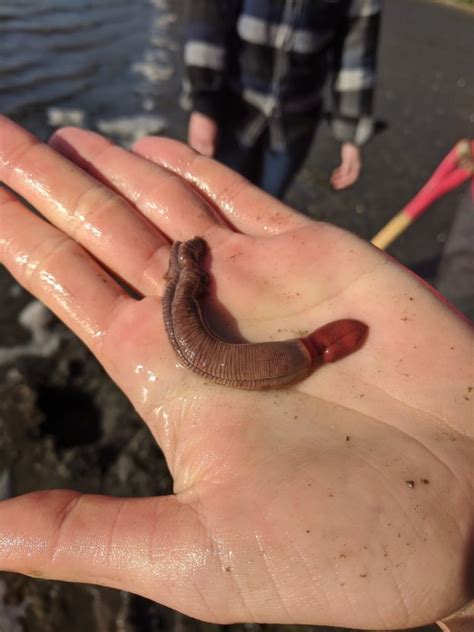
[306,319,368,364]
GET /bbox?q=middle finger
[49,126,226,241]
[0,116,169,297]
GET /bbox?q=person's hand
[331,141,362,189]
[0,115,472,630]
[187,110,219,157]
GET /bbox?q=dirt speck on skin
[294,329,309,337]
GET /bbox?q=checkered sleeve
[330,0,382,146]
[182,0,241,121]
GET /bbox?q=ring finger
[0,186,131,353]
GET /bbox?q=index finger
[132,136,310,237]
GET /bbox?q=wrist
[342,141,360,152]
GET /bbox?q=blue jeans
[216,127,317,199]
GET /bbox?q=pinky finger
[0,187,131,353]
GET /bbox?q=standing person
[182,0,382,199]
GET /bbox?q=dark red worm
[163,237,368,390]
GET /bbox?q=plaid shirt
[182,0,382,150]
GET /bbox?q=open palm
[0,116,472,630]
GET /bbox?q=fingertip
[48,129,74,152]
[0,117,39,173]
[49,126,111,154]
[132,136,191,165]
[49,125,82,141]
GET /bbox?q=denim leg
[216,126,316,199]
[215,131,263,185]
[260,131,316,198]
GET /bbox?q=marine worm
[163,237,368,390]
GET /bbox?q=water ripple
[0,0,180,145]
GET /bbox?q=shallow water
[0,0,184,144]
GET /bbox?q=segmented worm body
[163,238,368,390]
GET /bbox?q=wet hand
[0,116,472,629]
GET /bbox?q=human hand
[438,602,474,632]
[0,115,472,630]
[187,110,219,157]
[331,141,362,190]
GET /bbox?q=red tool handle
[371,140,473,250]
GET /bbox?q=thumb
[0,490,225,621]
